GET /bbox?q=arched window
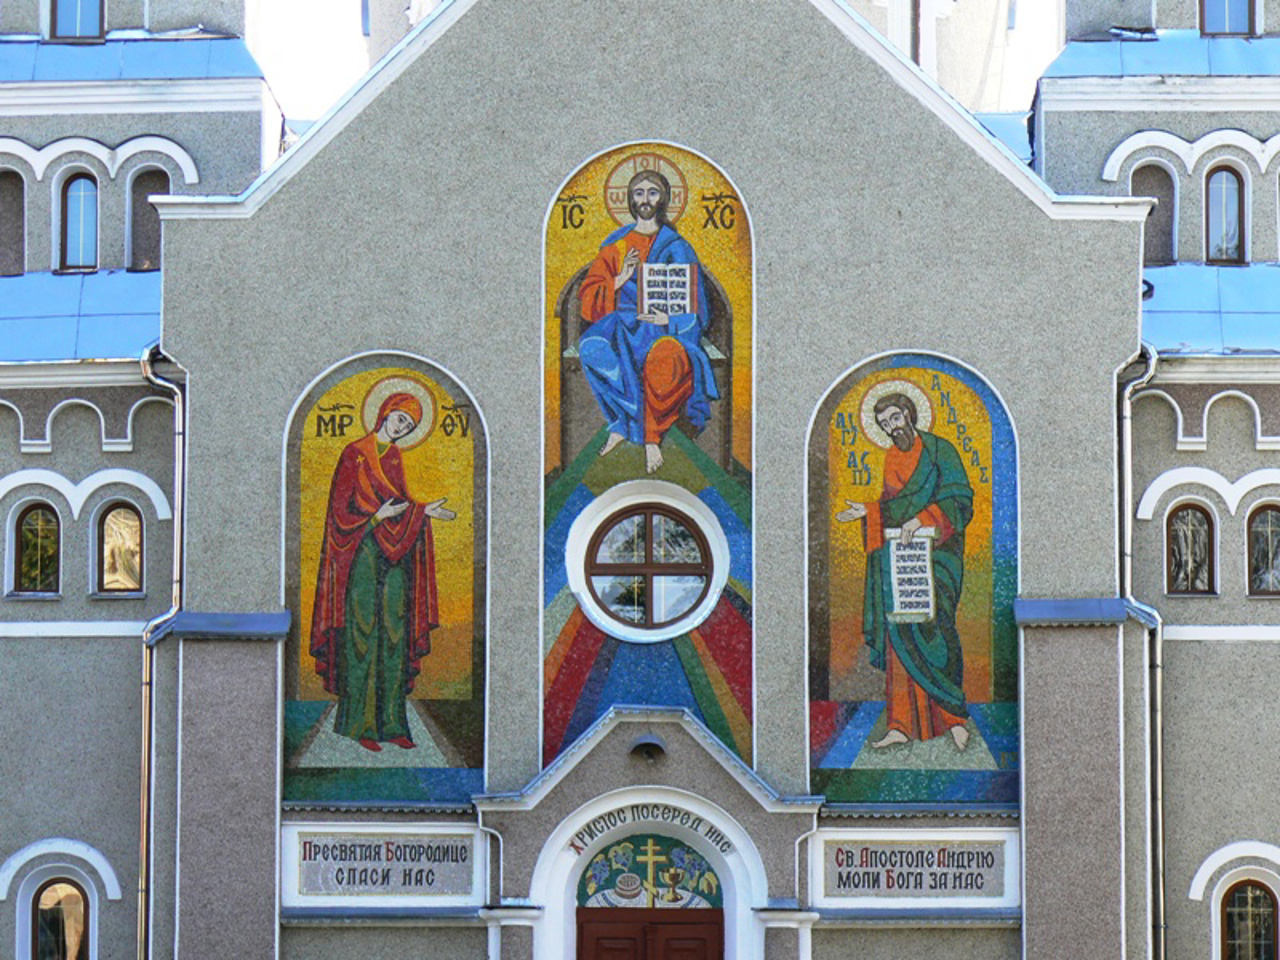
[1249,505,1280,596]
[1132,163,1176,265]
[1223,880,1277,960]
[1202,0,1254,34]
[0,169,23,276]
[32,877,89,959]
[15,502,59,594]
[1206,165,1244,263]
[60,174,97,271]
[98,503,142,593]
[1168,503,1214,594]
[129,169,169,271]
[51,0,103,39]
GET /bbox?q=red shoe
[389,736,416,749]
[359,738,382,752]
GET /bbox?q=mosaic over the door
[544,143,753,765]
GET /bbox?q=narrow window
[585,504,712,630]
[33,878,89,960]
[99,503,142,593]
[129,169,169,271]
[1202,0,1254,34]
[1132,164,1175,265]
[1167,504,1213,594]
[1224,880,1277,960]
[60,174,97,271]
[15,503,59,594]
[51,0,103,39]
[0,170,23,276]
[1206,166,1244,263]
[1249,506,1280,595]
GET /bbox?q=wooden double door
[577,907,724,960]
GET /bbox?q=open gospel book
[639,262,698,316]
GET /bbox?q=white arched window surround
[1203,157,1251,263]
[1244,497,1280,598]
[1127,156,1180,259]
[50,162,101,272]
[123,161,175,272]
[1208,865,1280,960]
[0,162,30,274]
[1,839,122,960]
[5,495,64,596]
[87,495,145,597]
[1163,495,1220,595]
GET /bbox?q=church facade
[1,1,1276,958]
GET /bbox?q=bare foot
[950,725,970,751]
[871,729,909,749]
[600,432,625,456]
[645,443,663,473]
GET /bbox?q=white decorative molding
[0,78,268,118]
[1103,129,1280,182]
[0,838,123,900]
[0,360,150,389]
[1189,841,1280,900]
[1042,76,1280,112]
[1154,357,1280,384]
[1137,388,1280,453]
[0,620,149,638]
[1133,390,1188,446]
[1165,626,1280,641]
[0,134,198,183]
[0,468,171,520]
[1136,467,1280,519]
[155,0,1152,224]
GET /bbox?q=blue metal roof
[974,112,1032,165]
[0,270,160,362]
[1045,29,1280,78]
[1144,264,1280,355]
[0,37,261,84]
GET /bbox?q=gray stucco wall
[154,0,1146,953]
[1067,0,1156,36]
[283,925,488,958]
[813,926,1021,959]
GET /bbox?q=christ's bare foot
[871,729,909,749]
[600,432,625,456]
[645,443,663,473]
[950,724,970,751]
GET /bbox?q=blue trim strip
[1013,598,1127,625]
[167,611,291,639]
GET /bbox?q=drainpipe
[1117,342,1165,960]
[137,346,187,960]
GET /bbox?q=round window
[586,504,712,629]
[565,481,730,643]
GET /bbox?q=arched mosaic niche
[542,142,753,767]
[578,834,723,909]
[808,353,1018,806]
[284,355,486,805]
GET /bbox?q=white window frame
[15,863,101,960]
[1203,157,1251,264]
[51,164,100,273]
[1210,866,1280,960]
[565,480,730,643]
[1245,498,1280,597]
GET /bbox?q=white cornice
[156,0,1153,224]
[1151,356,1280,383]
[1042,76,1280,111]
[0,359,154,388]
[0,78,268,116]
